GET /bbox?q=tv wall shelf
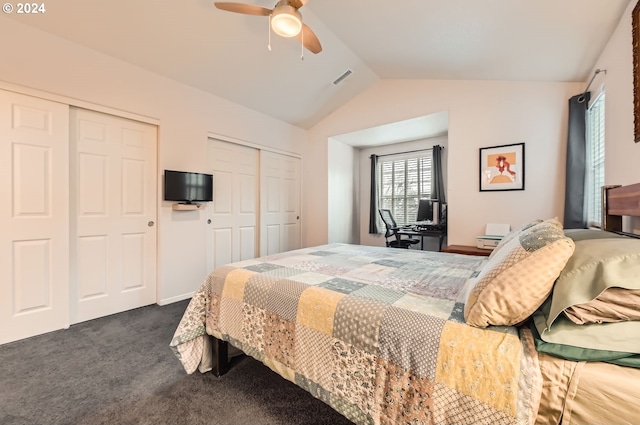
[172,203,203,211]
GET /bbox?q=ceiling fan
[214,0,322,54]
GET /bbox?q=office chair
[378,209,421,249]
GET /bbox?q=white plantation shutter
[586,92,605,227]
[378,152,432,227]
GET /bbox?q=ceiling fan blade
[214,2,271,16]
[289,0,309,9]
[297,23,322,54]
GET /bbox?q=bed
[171,183,640,425]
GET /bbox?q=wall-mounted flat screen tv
[164,170,213,203]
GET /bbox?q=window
[378,151,432,227]
[586,92,605,227]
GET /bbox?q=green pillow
[546,237,640,325]
[529,320,640,368]
[534,235,640,354]
[563,228,628,242]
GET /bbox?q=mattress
[172,243,542,425]
[536,352,640,425]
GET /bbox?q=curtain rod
[578,69,606,103]
[371,145,443,159]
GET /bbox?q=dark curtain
[563,92,590,229]
[431,145,446,203]
[369,155,379,234]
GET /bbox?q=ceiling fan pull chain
[268,15,272,51]
[213,2,322,55]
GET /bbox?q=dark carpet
[0,300,354,425]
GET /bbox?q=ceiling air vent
[332,69,353,86]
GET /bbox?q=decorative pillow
[488,219,542,259]
[464,218,575,328]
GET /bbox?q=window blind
[586,92,605,227]
[378,152,432,227]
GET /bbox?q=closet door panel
[206,139,258,271]
[70,108,157,324]
[260,151,301,256]
[0,90,70,345]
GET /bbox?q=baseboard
[158,291,194,306]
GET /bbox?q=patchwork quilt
[171,244,542,425]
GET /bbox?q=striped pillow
[489,219,542,259]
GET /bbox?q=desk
[396,226,447,251]
[443,244,492,257]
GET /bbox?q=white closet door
[70,108,157,324]
[0,90,70,345]
[206,139,258,272]
[260,151,301,256]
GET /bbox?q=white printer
[476,223,510,250]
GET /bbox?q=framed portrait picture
[479,143,525,192]
[633,1,640,142]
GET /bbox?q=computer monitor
[416,198,436,222]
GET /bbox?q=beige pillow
[464,218,575,328]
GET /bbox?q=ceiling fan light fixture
[271,4,302,37]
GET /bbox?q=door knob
[148,221,155,227]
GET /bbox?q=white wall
[327,138,359,244]
[590,0,640,193]
[357,136,448,250]
[306,79,584,247]
[0,18,307,304]
[5,0,636,304]
[590,0,640,233]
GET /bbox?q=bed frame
[211,338,229,376]
[208,183,640,376]
[603,183,640,236]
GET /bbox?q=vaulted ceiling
[5,0,632,130]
